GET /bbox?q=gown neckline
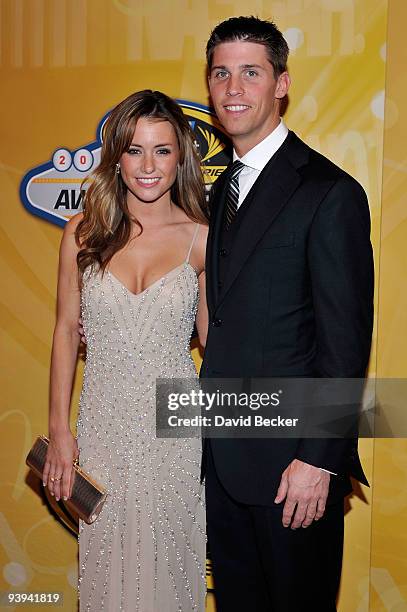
[107,261,197,298]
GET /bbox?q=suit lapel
[216,134,308,308]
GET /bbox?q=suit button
[217,281,223,289]
[212,318,223,327]
[219,248,228,257]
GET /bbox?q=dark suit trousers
[206,443,344,612]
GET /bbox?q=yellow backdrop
[1,0,405,610]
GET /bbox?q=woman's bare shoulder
[59,213,84,258]
[190,223,208,273]
[64,212,84,236]
[197,223,209,236]
[196,223,209,243]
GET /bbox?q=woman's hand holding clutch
[43,431,79,502]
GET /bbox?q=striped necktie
[225,160,245,228]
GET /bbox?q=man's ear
[275,72,291,99]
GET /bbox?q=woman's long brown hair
[75,90,208,275]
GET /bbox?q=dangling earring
[116,163,120,174]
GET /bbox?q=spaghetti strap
[185,223,200,263]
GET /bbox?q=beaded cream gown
[76,226,206,611]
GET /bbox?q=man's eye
[215,71,228,79]
[246,70,258,77]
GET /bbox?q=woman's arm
[196,271,208,348]
[193,225,209,348]
[44,214,83,502]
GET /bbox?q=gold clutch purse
[26,435,108,524]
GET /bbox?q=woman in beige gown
[44,90,208,611]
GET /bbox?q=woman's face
[119,117,180,205]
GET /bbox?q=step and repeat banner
[1,0,406,610]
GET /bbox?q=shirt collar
[232,120,289,171]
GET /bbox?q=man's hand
[274,459,330,529]
[78,317,86,344]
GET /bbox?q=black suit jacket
[200,131,374,506]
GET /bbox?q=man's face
[208,41,290,156]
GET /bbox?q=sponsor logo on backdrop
[20,101,231,228]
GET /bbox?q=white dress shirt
[233,119,289,208]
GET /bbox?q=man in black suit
[201,16,374,612]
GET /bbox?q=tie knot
[230,160,245,180]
